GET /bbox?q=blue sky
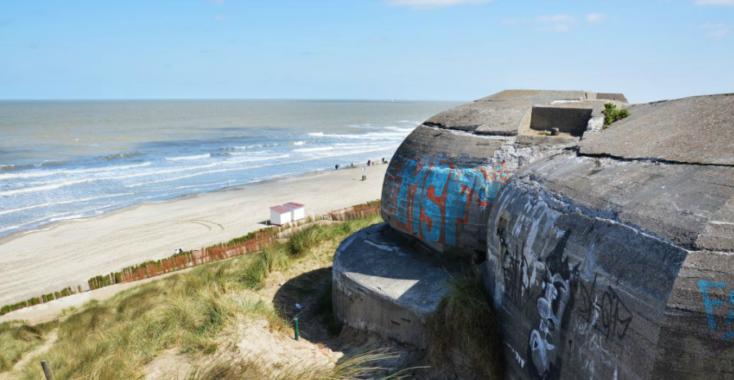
[0,0,732,103]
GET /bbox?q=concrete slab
[579,94,734,166]
[332,223,456,348]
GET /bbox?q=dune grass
[184,351,409,380]
[0,320,58,372]
[14,213,382,380]
[425,269,504,380]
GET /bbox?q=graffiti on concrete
[384,155,509,247]
[575,327,619,380]
[698,279,734,341]
[527,231,580,380]
[577,274,633,341]
[574,277,630,380]
[502,236,534,311]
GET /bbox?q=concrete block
[332,223,455,348]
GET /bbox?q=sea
[0,100,459,239]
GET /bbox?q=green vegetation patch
[0,320,58,373]
[602,102,631,127]
[15,211,382,380]
[184,351,409,380]
[426,269,504,379]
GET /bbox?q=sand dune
[0,165,387,313]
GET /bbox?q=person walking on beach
[335,164,339,170]
[367,159,371,166]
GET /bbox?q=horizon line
[0,97,467,103]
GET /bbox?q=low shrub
[602,103,631,127]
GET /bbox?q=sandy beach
[0,164,387,314]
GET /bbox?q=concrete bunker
[484,93,734,380]
[335,90,630,363]
[528,106,593,137]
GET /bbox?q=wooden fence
[1,201,381,316]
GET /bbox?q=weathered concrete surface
[381,90,623,257]
[332,223,455,348]
[484,93,734,380]
[580,94,734,165]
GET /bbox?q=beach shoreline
[0,161,382,247]
[0,163,388,311]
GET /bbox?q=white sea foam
[384,126,415,133]
[164,153,211,161]
[0,162,152,181]
[48,214,84,223]
[125,147,396,189]
[0,178,104,197]
[223,154,290,165]
[229,143,277,150]
[309,131,407,140]
[294,147,334,153]
[0,193,135,216]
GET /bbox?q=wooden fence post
[41,360,55,380]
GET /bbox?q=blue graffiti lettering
[698,279,734,341]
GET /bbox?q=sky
[0,0,732,103]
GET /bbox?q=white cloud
[386,0,494,9]
[536,14,577,32]
[586,13,605,23]
[695,0,734,6]
[536,14,575,23]
[701,22,731,38]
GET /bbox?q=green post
[294,317,300,341]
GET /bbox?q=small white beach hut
[284,202,306,221]
[269,205,292,225]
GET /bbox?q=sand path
[0,165,387,313]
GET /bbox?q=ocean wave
[0,178,102,197]
[98,151,143,161]
[2,154,287,195]
[124,154,292,188]
[164,153,211,161]
[0,162,152,181]
[124,147,394,189]
[346,123,375,129]
[0,163,215,196]
[221,143,278,151]
[214,150,269,157]
[48,214,84,223]
[0,211,81,235]
[291,141,306,145]
[308,131,408,140]
[384,126,415,133]
[223,154,290,165]
[0,192,136,217]
[293,147,334,153]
